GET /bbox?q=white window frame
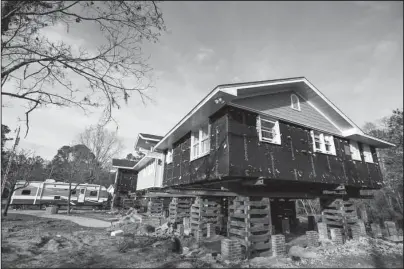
[362,144,373,163]
[349,140,362,161]
[310,130,336,155]
[257,116,281,145]
[166,149,173,164]
[290,93,301,111]
[190,123,211,161]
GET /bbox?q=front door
[78,188,86,203]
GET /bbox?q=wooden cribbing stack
[190,197,221,237]
[169,197,192,225]
[321,198,358,240]
[147,198,163,216]
[227,196,272,258]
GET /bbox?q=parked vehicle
[10,179,108,209]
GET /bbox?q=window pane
[201,139,210,153]
[201,124,209,139]
[193,132,199,143]
[193,145,199,158]
[262,130,275,140]
[261,120,275,129]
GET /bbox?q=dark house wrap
[163,105,383,193]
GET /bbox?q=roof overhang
[342,129,395,148]
[154,77,395,150]
[133,151,164,170]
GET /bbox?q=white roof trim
[302,78,364,135]
[361,133,395,147]
[138,134,161,142]
[294,92,344,134]
[154,77,370,150]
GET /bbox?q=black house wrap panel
[163,105,384,190]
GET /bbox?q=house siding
[231,91,341,135]
[162,107,230,187]
[227,106,383,189]
[136,159,164,190]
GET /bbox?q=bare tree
[78,124,124,185]
[1,1,166,136]
[3,149,39,216]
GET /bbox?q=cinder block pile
[330,228,344,245]
[306,231,319,247]
[221,239,242,261]
[271,234,286,257]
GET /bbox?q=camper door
[78,188,86,203]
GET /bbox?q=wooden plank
[249,233,271,241]
[251,242,270,251]
[323,219,342,226]
[230,220,246,227]
[231,213,248,219]
[249,209,271,214]
[250,225,271,232]
[250,217,270,224]
[229,228,247,237]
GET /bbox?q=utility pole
[1,126,20,196]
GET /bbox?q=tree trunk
[67,182,72,215]
[3,183,15,217]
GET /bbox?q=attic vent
[291,94,301,111]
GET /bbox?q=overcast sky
[2,1,403,160]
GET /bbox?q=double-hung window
[310,130,336,155]
[166,149,173,164]
[362,144,373,163]
[349,140,361,161]
[191,123,210,160]
[257,116,281,145]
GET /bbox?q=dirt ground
[1,213,403,268]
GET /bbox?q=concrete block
[330,228,344,245]
[111,230,124,236]
[317,222,328,240]
[384,221,398,237]
[306,231,319,247]
[371,223,382,238]
[272,234,286,257]
[207,223,216,238]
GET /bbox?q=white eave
[133,151,164,170]
[342,128,395,148]
[153,77,396,150]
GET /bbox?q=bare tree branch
[2,1,166,135]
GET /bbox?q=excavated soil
[1,213,403,268]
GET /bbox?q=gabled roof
[153,77,394,150]
[112,159,138,169]
[139,133,164,141]
[133,133,163,152]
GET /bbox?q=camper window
[71,190,76,195]
[21,190,31,195]
[80,189,85,194]
[89,191,97,197]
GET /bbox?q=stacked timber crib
[321,198,358,239]
[227,196,272,258]
[190,197,221,237]
[169,197,192,225]
[147,198,163,216]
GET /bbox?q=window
[257,116,281,145]
[291,94,301,111]
[190,123,211,160]
[349,140,361,161]
[80,189,85,194]
[166,149,173,164]
[21,190,31,195]
[54,196,60,200]
[89,191,98,197]
[362,144,373,163]
[71,190,76,195]
[310,131,336,155]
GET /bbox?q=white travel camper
[10,179,109,208]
